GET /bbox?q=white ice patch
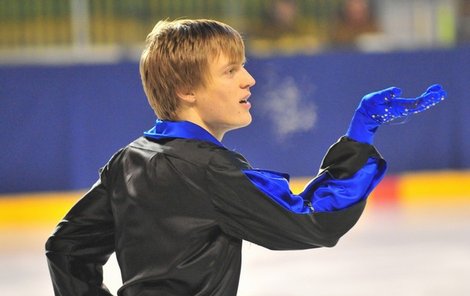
[260,76,317,141]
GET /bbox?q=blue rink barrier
[1,46,469,193]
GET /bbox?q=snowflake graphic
[259,75,318,141]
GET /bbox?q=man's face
[192,53,256,139]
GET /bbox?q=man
[45,19,446,296]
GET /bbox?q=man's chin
[227,116,252,132]
[239,115,252,128]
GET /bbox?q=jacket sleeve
[207,137,386,250]
[45,166,115,296]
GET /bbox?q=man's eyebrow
[218,57,247,72]
[222,61,243,69]
[228,59,247,67]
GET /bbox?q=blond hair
[140,19,245,120]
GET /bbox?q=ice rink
[1,205,469,296]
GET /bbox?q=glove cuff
[346,110,378,144]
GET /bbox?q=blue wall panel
[1,47,469,193]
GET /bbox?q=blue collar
[144,119,224,147]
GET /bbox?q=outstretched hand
[359,84,446,124]
[346,84,447,144]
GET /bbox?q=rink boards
[0,170,469,229]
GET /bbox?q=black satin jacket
[46,136,385,296]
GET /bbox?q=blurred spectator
[330,0,381,50]
[247,0,319,55]
[258,0,300,38]
[457,0,470,44]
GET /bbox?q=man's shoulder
[124,136,232,166]
[207,146,251,171]
[125,137,252,170]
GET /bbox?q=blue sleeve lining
[242,158,383,213]
[242,169,313,214]
[302,158,381,212]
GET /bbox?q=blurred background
[1,0,469,295]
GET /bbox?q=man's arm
[207,84,445,250]
[45,172,115,296]
[207,137,385,250]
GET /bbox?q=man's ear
[176,89,196,104]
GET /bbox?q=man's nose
[241,68,256,88]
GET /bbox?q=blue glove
[346,84,447,144]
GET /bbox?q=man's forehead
[210,52,246,66]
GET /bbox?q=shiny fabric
[243,158,381,213]
[144,119,223,147]
[46,120,386,296]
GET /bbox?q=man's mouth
[239,94,251,104]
